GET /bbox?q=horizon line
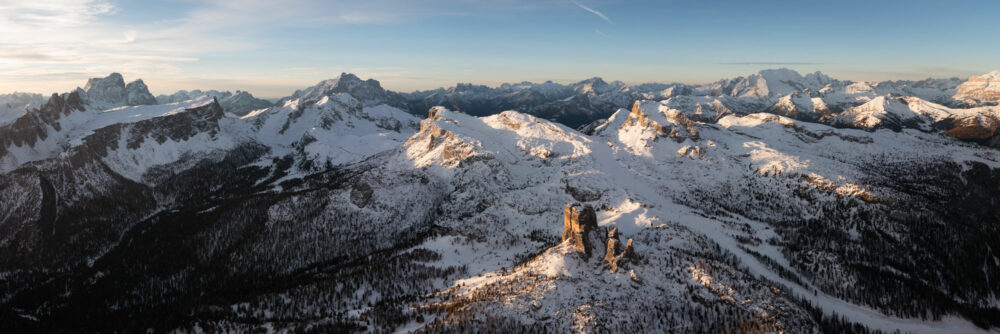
[1,68,989,99]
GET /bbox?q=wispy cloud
[572,1,613,25]
[595,29,607,37]
[0,0,580,94]
[720,62,825,65]
[0,0,117,27]
[833,67,981,80]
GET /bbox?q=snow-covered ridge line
[3,70,1000,332]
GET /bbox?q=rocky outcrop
[0,91,86,164]
[621,100,700,142]
[561,204,639,269]
[405,107,477,168]
[603,227,635,272]
[938,114,1000,148]
[83,73,157,106]
[562,203,598,256]
[124,79,157,106]
[83,73,127,105]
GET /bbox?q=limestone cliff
[562,203,598,257]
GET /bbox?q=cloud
[572,1,613,25]
[0,0,578,94]
[0,0,117,27]
[595,29,607,37]
[833,67,981,80]
[720,62,825,65]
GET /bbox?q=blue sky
[1,0,998,97]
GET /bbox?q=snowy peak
[405,106,590,168]
[242,92,418,169]
[83,73,126,105]
[803,71,834,86]
[406,107,482,168]
[955,70,1000,105]
[573,77,612,95]
[289,72,401,107]
[831,96,926,131]
[660,96,734,122]
[717,69,833,98]
[975,70,1000,80]
[0,93,46,126]
[754,69,814,97]
[82,73,156,107]
[223,90,272,115]
[156,89,272,116]
[615,100,700,152]
[124,79,157,106]
[447,83,492,95]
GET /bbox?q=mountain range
[1,69,999,333]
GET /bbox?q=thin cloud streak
[572,1,613,24]
[0,0,579,94]
[720,62,826,65]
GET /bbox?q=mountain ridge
[3,70,1000,333]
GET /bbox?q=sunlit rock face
[603,227,635,272]
[562,203,598,256]
[955,71,1000,106]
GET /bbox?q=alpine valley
[2,69,1000,333]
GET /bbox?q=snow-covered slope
[955,71,1000,105]
[0,74,419,178]
[157,89,273,116]
[283,73,407,109]
[4,72,1000,333]
[0,94,218,172]
[397,69,1000,138]
[0,92,45,127]
[243,92,418,170]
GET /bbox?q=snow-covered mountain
[955,70,1000,106]
[0,92,46,126]
[401,77,682,128]
[82,73,157,107]
[2,71,1000,333]
[282,72,409,109]
[157,89,273,116]
[395,69,999,135]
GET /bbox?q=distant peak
[975,70,1000,80]
[84,73,126,91]
[79,72,154,106]
[758,68,804,80]
[578,77,607,84]
[103,72,125,80]
[337,72,362,81]
[290,73,395,106]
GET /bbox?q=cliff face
[603,227,635,273]
[562,204,638,272]
[562,203,598,256]
[83,73,157,106]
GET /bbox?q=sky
[1,0,998,98]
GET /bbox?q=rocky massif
[561,203,636,273]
